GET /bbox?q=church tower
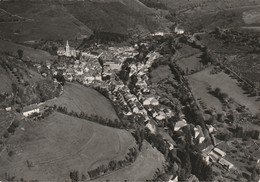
[65,41,70,57]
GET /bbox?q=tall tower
[65,41,70,57]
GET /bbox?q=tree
[17,49,23,59]
[214,87,221,97]
[70,171,79,182]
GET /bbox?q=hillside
[0,2,92,42]
[95,140,165,181]
[0,40,53,62]
[45,83,119,121]
[0,112,136,181]
[140,0,260,32]
[64,0,167,34]
[0,0,169,43]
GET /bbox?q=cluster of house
[202,144,234,170]
[101,46,139,76]
[99,50,190,134]
[5,104,41,118]
[55,43,139,86]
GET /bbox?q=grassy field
[188,66,260,114]
[45,82,119,121]
[0,40,53,62]
[95,140,165,181]
[0,112,136,181]
[176,53,203,73]
[150,65,172,83]
[0,64,12,94]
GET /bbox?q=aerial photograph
[0,0,259,181]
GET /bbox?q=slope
[0,112,136,181]
[64,0,166,35]
[45,82,119,121]
[0,2,92,42]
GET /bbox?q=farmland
[188,66,260,114]
[94,140,165,181]
[0,40,53,62]
[45,83,119,121]
[0,112,136,181]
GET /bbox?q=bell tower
[65,41,70,57]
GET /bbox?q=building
[23,104,40,117]
[57,41,76,57]
[218,158,234,170]
[213,148,226,157]
[5,107,11,112]
[175,26,184,35]
[143,97,159,106]
[174,119,187,131]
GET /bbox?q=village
[1,26,258,181]
[46,32,237,176]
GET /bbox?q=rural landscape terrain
[0,0,259,181]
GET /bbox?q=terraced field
[0,112,136,181]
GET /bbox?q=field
[0,64,12,94]
[95,140,165,181]
[176,53,203,73]
[150,65,172,83]
[45,82,119,121]
[188,66,260,114]
[0,40,53,62]
[0,112,136,181]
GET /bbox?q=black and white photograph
[0,0,259,181]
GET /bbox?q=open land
[94,140,165,182]
[188,66,260,114]
[0,40,53,62]
[45,82,119,121]
[0,112,136,181]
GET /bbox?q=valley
[0,0,259,181]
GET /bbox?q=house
[132,106,139,114]
[123,106,132,116]
[152,32,164,36]
[174,119,187,131]
[5,107,11,112]
[208,151,221,162]
[208,125,217,133]
[146,122,156,134]
[175,26,184,35]
[218,158,234,170]
[194,127,200,138]
[194,125,205,144]
[156,111,166,121]
[143,97,159,106]
[23,104,40,117]
[213,148,226,157]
